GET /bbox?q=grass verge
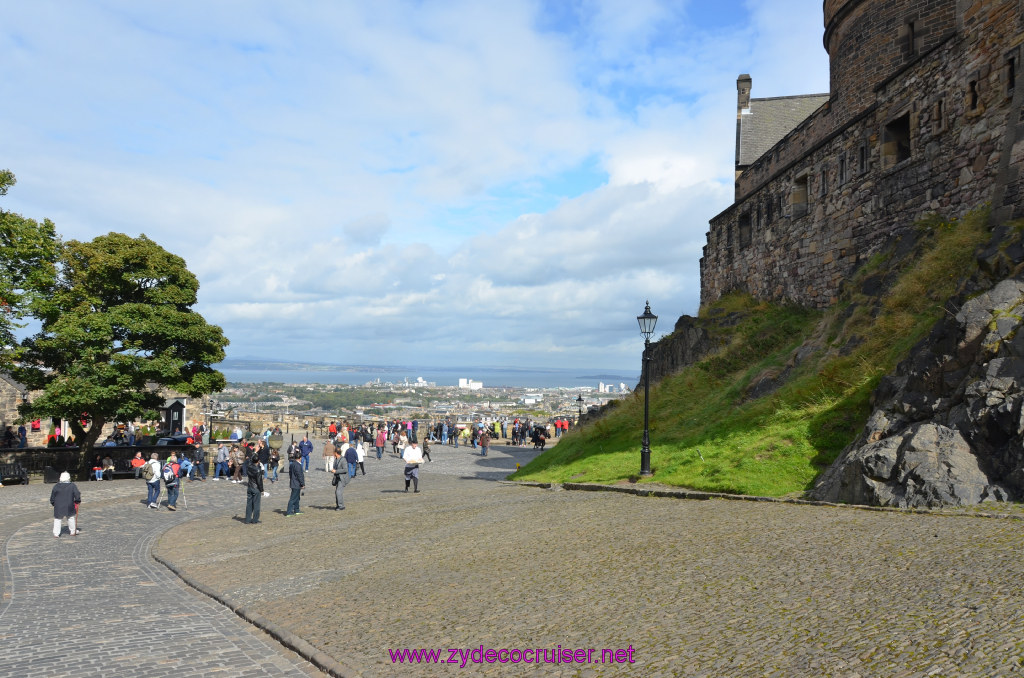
[511,209,994,496]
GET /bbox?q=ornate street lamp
[637,301,658,476]
[576,393,584,422]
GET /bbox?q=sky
[0,0,830,371]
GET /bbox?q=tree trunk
[70,416,106,481]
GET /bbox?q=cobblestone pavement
[0,460,325,677]
[6,439,1024,677]
[151,440,1024,677]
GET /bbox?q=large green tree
[0,170,60,369]
[16,232,229,465]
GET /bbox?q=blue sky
[0,0,829,370]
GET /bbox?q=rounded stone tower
[823,0,957,122]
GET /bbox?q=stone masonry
[701,0,1024,309]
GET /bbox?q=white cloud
[0,0,830,370]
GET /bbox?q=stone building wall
[702,0,1024,309]
[0,375,47,447]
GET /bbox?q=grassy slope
[512,210,995,496]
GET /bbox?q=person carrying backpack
[144,453,162,509]
[162,454,181,511]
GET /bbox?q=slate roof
[737,94,830,168]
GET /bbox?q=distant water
[218,365,638,390]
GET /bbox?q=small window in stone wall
[933,99,945,133]
[969,80,980,110]
[766,198,773,224]
[838,154,847,186]
[900,20,917,59]
[882,113,912,168]
[818,169,827,197]
[738,212,752,249]
[792,173,809,219]
[858,143,869,175]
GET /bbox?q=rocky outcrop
[812,279,1024,507]
[644,315,718,386]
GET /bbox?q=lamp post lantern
[637,301,658,476]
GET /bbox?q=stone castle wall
[702,0,1024,308]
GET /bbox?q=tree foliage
[0,170,60,368]
[16,232,229,456]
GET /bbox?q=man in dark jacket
[192,442,207,481]
[244,451,264,524]
[286,451,305,516]
[344,444,358,478]
[50,471,81,537]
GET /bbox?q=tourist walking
[344,444,358,478]
[162,454,180,511]
[145,453,162,508]
[355,442,366,475]
[479,428,490,457]
[323,438,335,472]
[286,450,305,516]
[402,440,424,493]
[231,445,245,483]
[331,448,347,510]
[214,442,229,479]
[244,450,263,524]
[268,447,280,483]
[256,440,270,479]
[299,434,313,471]
[374,427,386,459]
[192,442,207,481]
[50,471,81,537]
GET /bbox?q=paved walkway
[0,473,324,677]
[0,438,541,678]
[6,439,1024,677]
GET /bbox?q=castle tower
[823,0,957,122]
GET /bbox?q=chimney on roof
[737,74,752,115]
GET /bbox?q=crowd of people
[31,414,573,530]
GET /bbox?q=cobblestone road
[5,438,1024,677]
[0,459,324,678]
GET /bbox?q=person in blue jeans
[162,454,180,511]
[268,448,280,483]
[344,444,358,478]
[298,435,313,471]
[145,453,162,508]
[214,443,230,479]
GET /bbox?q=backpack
[162,463,177,484]
[141,461,155,481]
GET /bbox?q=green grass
[512,209,995,496]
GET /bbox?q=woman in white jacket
[355,442,366,475]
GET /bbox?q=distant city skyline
[1,0,830,369]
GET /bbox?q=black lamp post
[576,393,584,422]
[637,301,658,476]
